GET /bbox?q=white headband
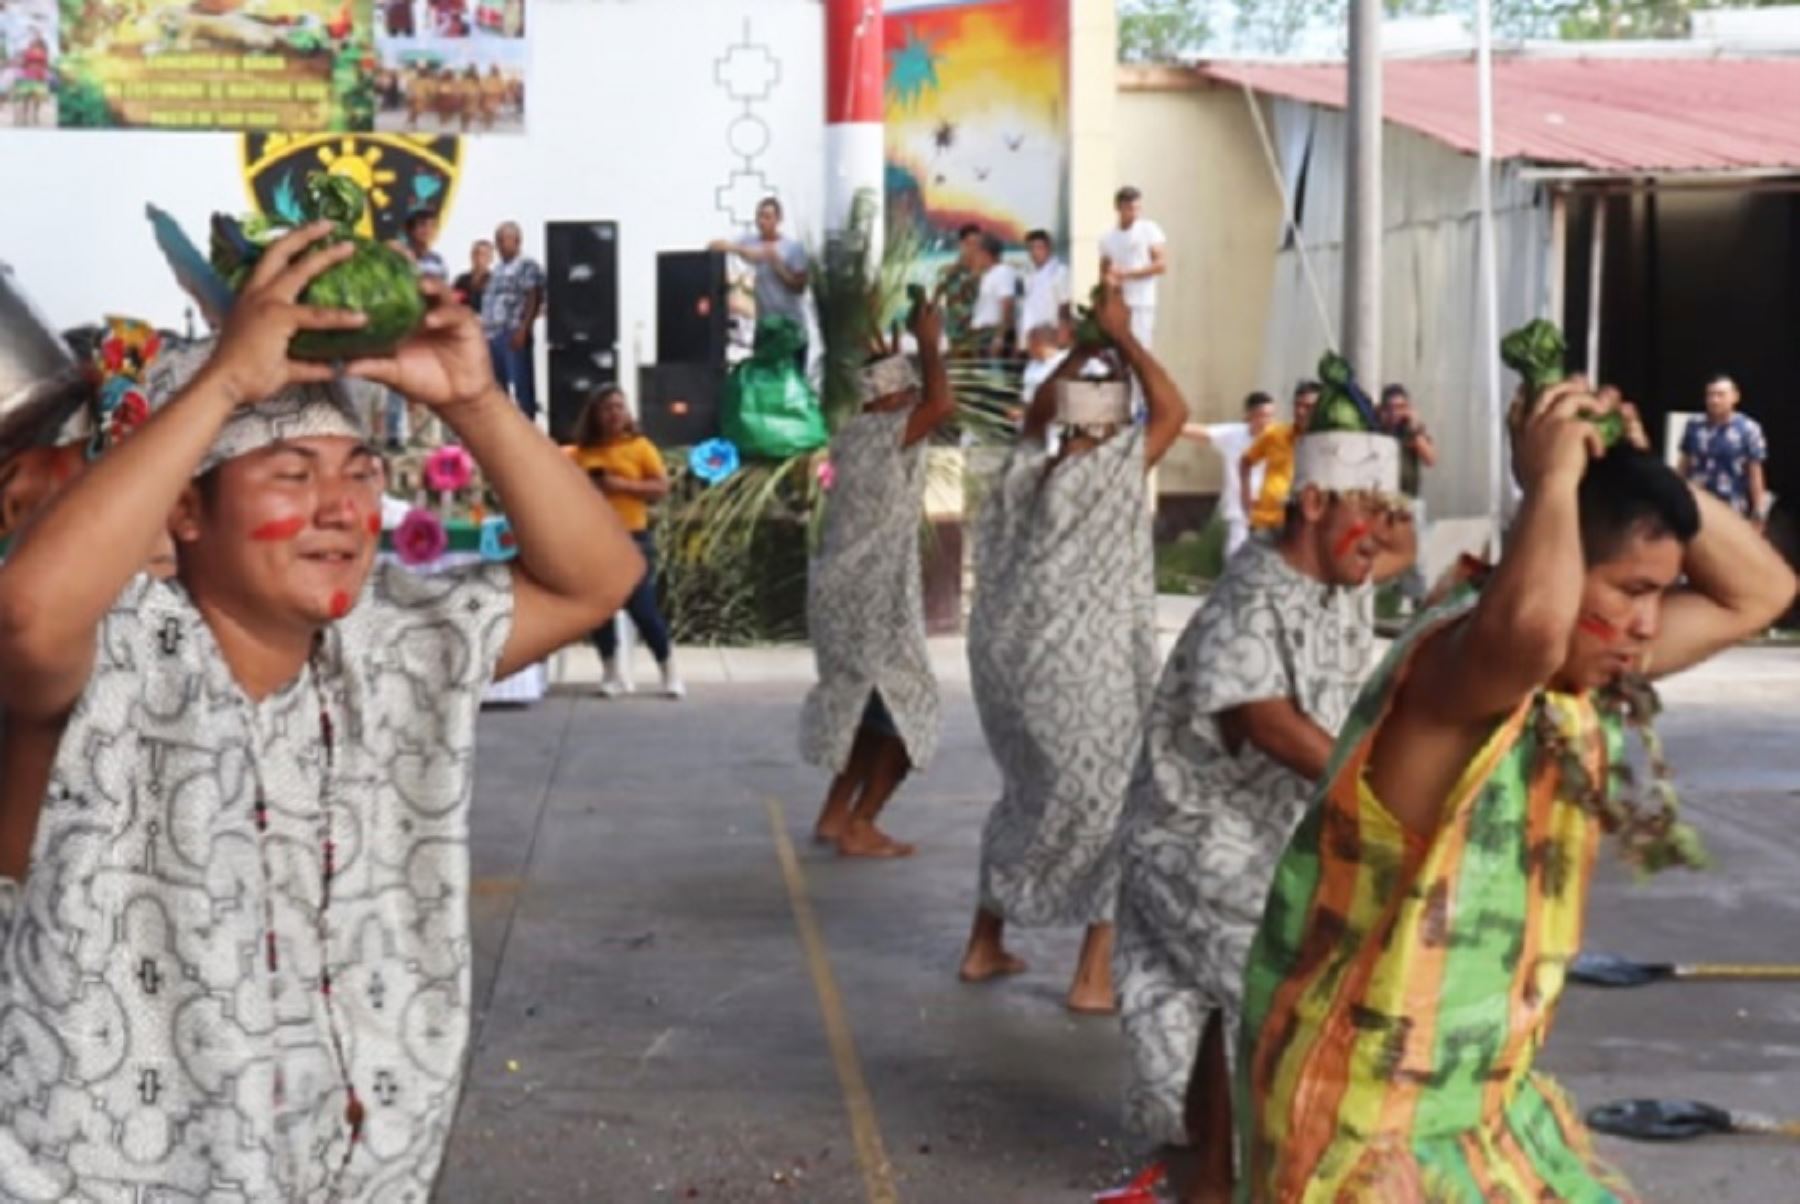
[1292,431,1402,498]
[146,339,370,475]
[857,354,919,405]
[1054,379,1130,428]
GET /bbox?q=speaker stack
[545,221,619,444]
[640,250,729,448]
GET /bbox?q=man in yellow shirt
[1240,380,1319,530]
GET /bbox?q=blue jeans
[592,532,673,664]
[488,332,537,421]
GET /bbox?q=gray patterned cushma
[968,427,1156,929]
[0,563,512,1200]
[1114,536,1376,1150]
[799,409,940,774]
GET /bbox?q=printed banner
[0,0,524,131]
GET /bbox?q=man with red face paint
[1234,383,1797,1202]
[0,222,642,1200]
[1114,421,1416,1204]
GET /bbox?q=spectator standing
[1680,373,1770,528]
[1099,186,1168,350]
[1180,391,1276,559]
[970,234,1019,360]
[565,385,685,700]
[939,224,985,352]
[401,208,448,281]
[452,239,494,314]
[481,220,546,422]
[710,196,810,370]
[1241,381,1320,533]
[1018,228,1072,350]
[1377,384,1438,499]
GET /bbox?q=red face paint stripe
[329,591,351,620]
[1577,615,1619,641]
[366,513,382,536]
[1334,520,1373,561]
[250,516,307,542]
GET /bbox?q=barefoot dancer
[800,298,953,859]
[1115,408,1416,1204]
[0,229,642,1199]
[1237,383,1797,1201]
[959,284,1186,1012]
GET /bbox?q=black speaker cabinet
[638,362,721,449]
[656,250,729,369]
[546,221,619,349]
[548,344,620,445]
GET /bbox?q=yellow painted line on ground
[765,798,901,1204]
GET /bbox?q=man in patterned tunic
[958,285,1188,1013]
[0,227,644,1200]
[1236,384,1796,1202]
[802,300,954,858]
[1114,427,1416,1204]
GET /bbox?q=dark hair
[1704,372,1736,391]
[1244,391,1274,413]
[958,223,982,241]
[571,384,634,448]
[1115,186,1142,205]
[1025,228,1052,246]
[1380,383,1409,405]
[404,208,438,232]
[1293,379,1322,400]
[1577,445,1700,566]
[981,233,1004,260]
[757,196,783,218]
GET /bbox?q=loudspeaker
[546,221,619,348]
[548,344,620,445]
[638,362,721,448]
[656,250,729,368]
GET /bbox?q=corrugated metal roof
[1195,57,1800,173]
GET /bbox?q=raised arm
[1091,284,1186,469]
[904,298,955,448]
[1646,485,1795,679]
[0,223,364,718]
[350,279,642,679]
[1402,384,1599,725]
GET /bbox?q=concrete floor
[439,644,1800,1203]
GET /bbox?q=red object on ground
[1197,57,1800,172]
[1093,1163,1166,1204]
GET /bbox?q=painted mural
[883,0,1069,268]
[241,132,462,242]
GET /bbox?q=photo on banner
[374,0,524,133]
[55,0,379,130]
[0,0,59,128]
[883,0,1070,275]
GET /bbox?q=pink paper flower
[424,444,476,493]
[816,458,836,491]
[395,507,448,566]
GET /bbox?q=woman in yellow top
[566,385,683,698]
[1241,382,1320,530]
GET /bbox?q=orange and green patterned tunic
[1235,598,1640,1203]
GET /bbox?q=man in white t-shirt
[1181,391,1275,559]
[1099,186,1168,350]
[970,233,1019,359]
[1017,228,1072,349]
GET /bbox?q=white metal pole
[1476,0,1506,540]
[1586,194,1607,382]
[1344,0,1383,389]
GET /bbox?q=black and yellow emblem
[241,134,462,243]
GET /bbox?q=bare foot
[958,946,1029,983]
[813,820,847,846]
[836,823,916,859]
[1066,980,1118,1015]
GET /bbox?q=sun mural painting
[241,133,463,244]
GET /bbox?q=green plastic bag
[722,316,827,459]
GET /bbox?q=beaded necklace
[243,635,363,1197]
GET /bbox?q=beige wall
[1069,0,1119,299]
[1116,70,1284,495]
